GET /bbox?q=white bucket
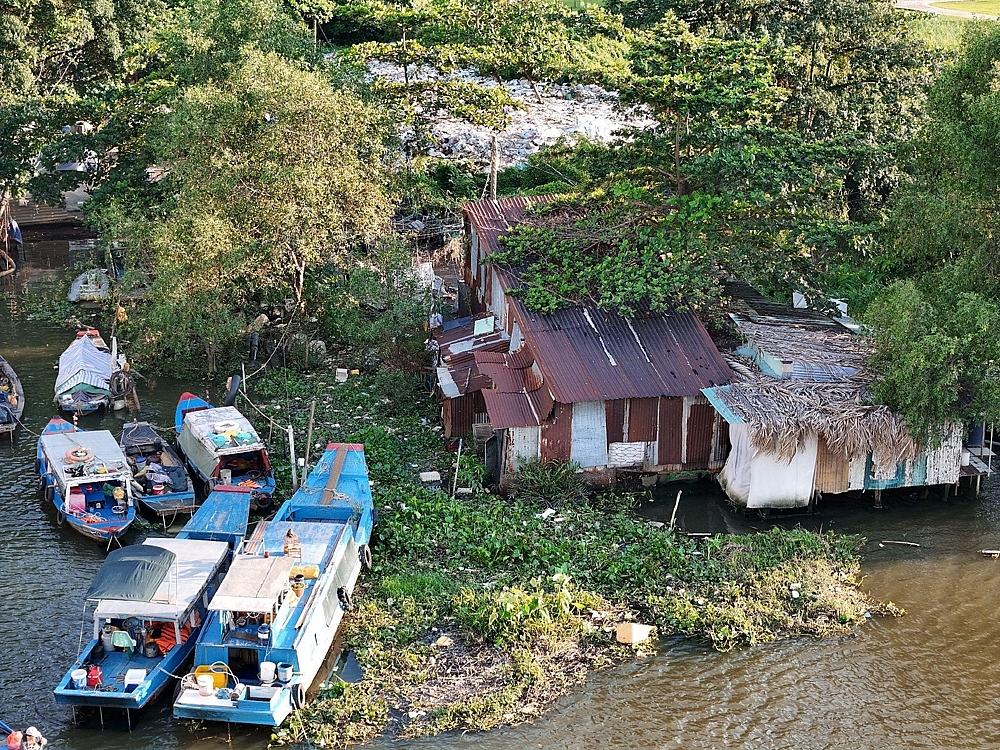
[197,674,215,696]
[220,468,232,485]
[259,661,277,683]
[276,663,293,682]
[72,668,87,689]
[962,449,972,467]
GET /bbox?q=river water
[4,229,1000,749]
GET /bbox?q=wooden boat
[120,422,197,530]
[173,443,375,726]
[0,355,24,436]
[52,487,253,721]
[68,269,112,303]
[175,392,276,510]
[55,329,137,414]
[37,417,137,544]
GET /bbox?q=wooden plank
[321,447,349,505]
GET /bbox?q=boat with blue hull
[173,442,375,726]
[38,418,137,544]
[53,486,253,724]
[175,392,276,510]
[120,421,198,530]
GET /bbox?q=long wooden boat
[52,487,253,721]
[175,392,276,510]
[173,443,375,726]
[37,417,137,543]
[0,354,24,436]
[120,421,197,530]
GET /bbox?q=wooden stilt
[874,489,883,509]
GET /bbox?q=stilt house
[432,197,734,483]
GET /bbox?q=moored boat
[175,392,275,510]
[120,421,197,529]
[0,354,24,436]
[54,329,112,414]
[53,486,253,721]
[172,443,375,726]
[68,269,112,303]
[37,417,137,543]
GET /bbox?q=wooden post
[669,490,682,529]
[451,438,463,497]
[489,135,499,201]
[303,399,316,483]
[873,489,882,509]
[287,425,298,490]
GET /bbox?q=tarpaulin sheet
[86,546,176,601]
[55,336,111,394]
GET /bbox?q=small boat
[68,268,112,303]
[173,443,375,726]
[0,355,24,436]
[54,329,137,414]
[53,486,253,722]
[120,422,197,530]
[175,392,276,510]
[37,417,137,543]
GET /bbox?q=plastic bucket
[257,624,271,644]
[259,661,276,683]
[276,663,293,683]
[71,669,87,689]
[962,449,972,467]
[197,674,215,696]
[152,484,166,495]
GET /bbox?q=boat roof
[94,538,230,620]
[183,406,264,455]
[55,335,111,393]
[87,546,175,602]
[262,520,347,566]
[209,555,295,613]
[40,430,131,486]
[177,485,252,545]
[285,443,372,510]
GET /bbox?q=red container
[87,665,103,687]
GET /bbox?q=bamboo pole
[451,438,463,497]
[288,425,298,490]
[669,490,682,529]
[303,399,316,483]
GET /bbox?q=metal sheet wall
[541,402,572,462]
[628,398,658,442]
[511,426,540,469]
[657,397,684,465]
[606,400,626,444]
[571,401,609,468]
[443,395,473,439]
[685,402,716,467]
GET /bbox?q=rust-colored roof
[474,344,554,428]
[433,317,509,398]
[461,196,734,405]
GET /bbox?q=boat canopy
[93,538,230,621]
[120,422,164,451]
[55,335,111,395]
[181,407,264,455]
[40,430,132,490]
[209,555,295,613]
[87,546,176,602]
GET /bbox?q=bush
[509,459,589,505]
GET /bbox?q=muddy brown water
[4,229,1000,749]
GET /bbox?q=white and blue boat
[52,486,253,724]
[38,417,137,544]
[175,392,276,510]
[120,421,197,530]
[173,442,375,726]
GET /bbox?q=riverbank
[242,367,901,747]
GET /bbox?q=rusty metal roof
[474,344,554,428]
[464,196,554,258]
[433,318,509,399]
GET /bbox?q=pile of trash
[367,61,653,167]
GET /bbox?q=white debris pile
[367,61,654,167]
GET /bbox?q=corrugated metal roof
[723,280,844,329]
[464,197,553,259]
[433,319,510,398]
[473,345,554,428]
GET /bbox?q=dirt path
[896,0,998,19]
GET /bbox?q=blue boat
[175,392,276,510]
[120,422,197,530]
[53,486,253,722]
[173,443,375,726]
[38,417,137,543]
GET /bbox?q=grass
[928,1,1000,16]
[908,13,974,50]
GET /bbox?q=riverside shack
[432,197,734,484]
[701,286,988,509]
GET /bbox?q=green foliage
[509,459,589,505]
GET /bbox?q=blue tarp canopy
[86,546,176,601]
[55,336,111,395]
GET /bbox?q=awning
[86,546,176,601]
[209,555,295,613]
[55,335,111,394]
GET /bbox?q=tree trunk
[527,75,542,104]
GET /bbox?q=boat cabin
[40,430,134,517]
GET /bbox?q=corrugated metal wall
[658,397,684,465]
[814,437,849,494]
[541,402,572,461]
[606,400,626,444]
[511,426,540,469]
[628,398,658,442]
[571,401,609,468]
[685,402,716,467]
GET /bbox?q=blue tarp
[55,336,111,395]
